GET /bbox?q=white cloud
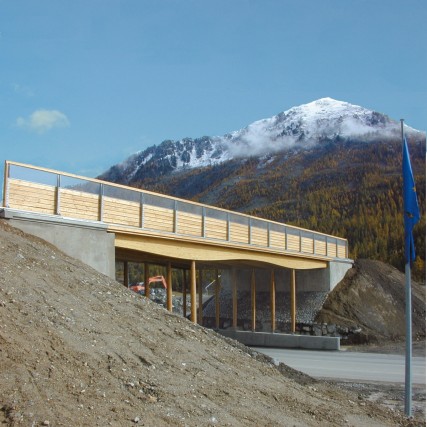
[16,109,70,133]
[12,83,35,97]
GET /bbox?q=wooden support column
[190,261,197,323]
[182,269,187,318]
[144,262,150,298]
[198,269,203,325]
[251,269,256,331]
[215,269,220,329]
[290,269,296,333]
[270,269,276,332]
[232,268,238,329]
[166,262,173,312]
[124,261,129,288]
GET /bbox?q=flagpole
[401,118,412,417]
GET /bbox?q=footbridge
[2,161,352,340]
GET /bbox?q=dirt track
[0,219,424,426]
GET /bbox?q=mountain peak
[100,98,424,183]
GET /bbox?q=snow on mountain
[101,98,423,183]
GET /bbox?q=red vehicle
[129,276,168,294]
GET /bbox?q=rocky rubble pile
[203,290,330,332]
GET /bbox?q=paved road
[253,347,426,384]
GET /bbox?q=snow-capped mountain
[100,98,423,184]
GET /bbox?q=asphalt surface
[253,347,426,384]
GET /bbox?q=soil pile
[316,259,426,343]
[0,220,419,426]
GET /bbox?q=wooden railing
[2,161,349,259]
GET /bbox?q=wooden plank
[270,230,285,249]
[327,242,337,257]
[315,240,327,256]
[143,205,174,232]
[205,218,227,240]
[59,189,99,221]
[270,270,276,332]
[103,197,140,227]
[230,223,249,244]
[287,234,300,251]
[251,269,256,331]
[290,269,296,333]
[190,261,197,323]
[8,179,56,213]
[177,212,202,236]
[251,227,268,246]
[301,237,314,253]
[337,245,347,258]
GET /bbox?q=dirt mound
[0,220,417,426]
[316,259,426,343]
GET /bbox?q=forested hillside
[119,137,426,281]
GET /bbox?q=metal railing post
[140,193,144,228]
[173,200,178,233]
[3,161,10,208]
[202,207,206,238]
[98,183,104,222]
[55,174,61,215]
[226,213,230,241]
[284,226,288,251]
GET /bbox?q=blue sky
[1,0,426,177]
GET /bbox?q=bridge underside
[114,231,328,271]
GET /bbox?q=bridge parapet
[3,161,349,261]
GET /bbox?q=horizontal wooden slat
[337,245,347,258]
[177,212,202,236]
[327,242,337,257]
[230,223,249,244]
[8,179,56,214]
[287,234,300,251]
[59,189,99,220]
[205,218,227,240]
[315,240,327,256]
[143,205,174,232]
[251,227,268,246]
[103,197,140,227]
[301,237,314,253]
[270,230,285,249]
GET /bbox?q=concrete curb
[218,329,340,350]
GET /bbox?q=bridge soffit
[114,232,327,270]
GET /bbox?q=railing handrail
[3,160,349,257]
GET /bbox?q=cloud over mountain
[100,97,424,184]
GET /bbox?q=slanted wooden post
[290,269,296,333]
[167,262,173,312]
[182,269,187,318]
[190,261,197,323]
[232,268,238,329]
[215,269,220,329]
[198,269,203,325]
[144,262,150,298]
[251,269,256,331]
[270,269,276,332]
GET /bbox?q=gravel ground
[0,219,424,426]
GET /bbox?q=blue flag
[402,137,420,263]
